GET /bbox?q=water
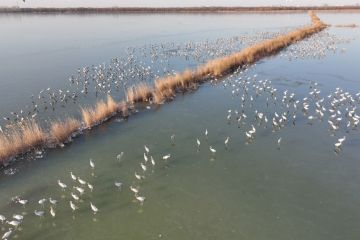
[0,12,360,240]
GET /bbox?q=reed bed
[0,12,327,166]
[0,120,46,163]
[21,120,47,149]
[126,83,154,103]
[0,95,129,164]
[49,117,81,145]
[81,95,128,129]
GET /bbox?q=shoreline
[1,6,360,14]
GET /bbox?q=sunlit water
[0,13,360,240]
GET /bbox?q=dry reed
[0,120,46,163]
[126,83,153,103]
[49,117,81,145]
[81,95,126,128]
[0,95,129,164]
[21,120,46,148]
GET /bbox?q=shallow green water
[0,13,360,240]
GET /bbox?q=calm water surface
[0,13,360,240]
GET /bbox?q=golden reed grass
[126,83,154,103]
[0,120,46,162]
[0,96,129,164]
[81,95,127,128]
[49,117,81,145]
[0,12,326,165]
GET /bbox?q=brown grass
[50,117,81,145]
[126,83,153,103]
[0,120,46,163]
[81,95,126,128]
[0,129,21,163]
[21,120,47,148]
[0,95,129,164]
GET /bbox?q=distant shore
[1,6,360,14]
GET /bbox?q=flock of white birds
[1,63,359,238]
[0,26,357,239]
[0,29,348,127]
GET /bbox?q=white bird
[74,186,85,195]
[209,146,216,154]
[38,198,47,207]
[70,172,77,181]
[89,159,95,169]
[116,152,124,162]
[49,198,58,205]
[2,228,12,240]
[70,201,78,212]
[34,210,44,218]
[90,202,98,214]
[58,180,67,190]
[17,199,28,206]
[249,125,256,134]
[144,145,149,153]
[143,153,148,162]
[7,220,20,228]
[114,181,123,189]
[50,207,56,217]
[196,138,201,148]
[277,137,282,149]
[135,172,142,180]
[162,154,171,160]
[150,156,155,166]
[205,129,208,138]
[135,194,146,205]
[71,192,80,201]
[140,162,147,172]
[87,183,94,192]
[0,214,6,223]
[338,136,346,143]
[334,142,342,148]
[130,186,139,194]
[225,137,230,147]
[12,214,23,221]
[78,178,86,185]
